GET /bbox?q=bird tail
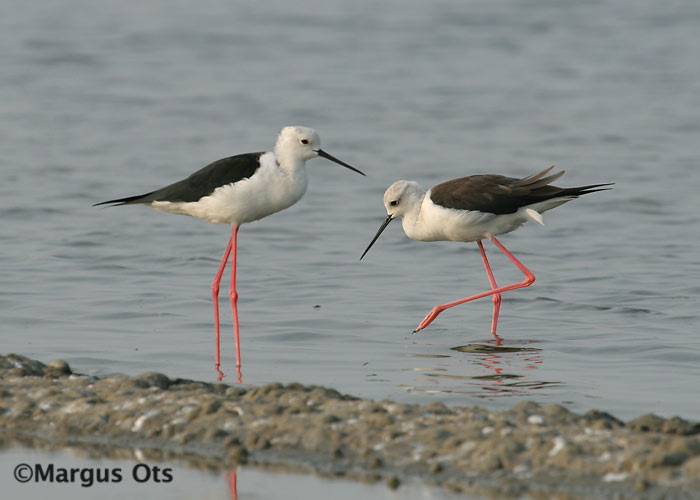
[92,192,154,207]
[515,165,565,189]
[560,183,614,197]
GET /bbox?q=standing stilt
[360,167,611,334]
[94,126,364,381]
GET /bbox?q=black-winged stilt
[95,126,365,381]
[360,166,611,337]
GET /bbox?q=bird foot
[413,306,443,333]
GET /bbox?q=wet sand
[1,353,699,499]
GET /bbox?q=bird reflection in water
[408,337,560,397]
[451,338,558,397]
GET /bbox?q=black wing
[94,152,266,206]
[430,166,612,214]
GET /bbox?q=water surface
[2,0,699,427]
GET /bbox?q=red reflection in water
[469,338,544,396]
[479,339,542,369]
[226,469,237,500]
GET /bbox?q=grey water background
[3,0,700,433]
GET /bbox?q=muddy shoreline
[1,353,698,499]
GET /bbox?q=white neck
[398,191,426,240]
[274,148,306,172]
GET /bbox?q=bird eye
[389,200,398,207]
[301,139,309,145]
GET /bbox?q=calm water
[2,0,700,432]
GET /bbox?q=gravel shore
[1,353,698,499]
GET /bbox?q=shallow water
[2,0,700,436]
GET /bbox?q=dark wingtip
[563,182,614,198]
[577,182,615,195]
[92,192,152,207]
[93,200,129,207]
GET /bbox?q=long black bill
[316,149,366,176]
[360,214,394,260]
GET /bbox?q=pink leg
[212,232,233,381]
[228,225,242,383]
[477,240,502,339]
[227,469,237,500]
[414,236,535,333]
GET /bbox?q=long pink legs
[228,226,241,380]
[477,240,502,338]
[211,225,241,382]
[413,236,535,336]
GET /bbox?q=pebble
[2,353,699,499]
